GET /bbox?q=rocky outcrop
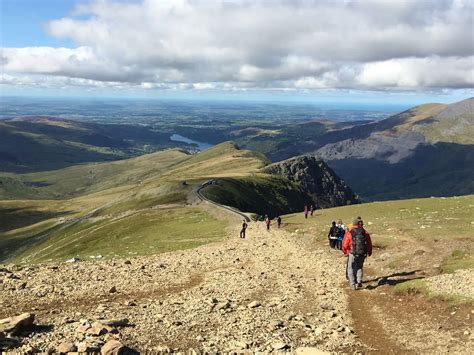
[263,155,359,208]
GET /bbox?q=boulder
[77,341,101,353]
[247,301,261,308]
[0,313,35,335]
[101,340,130,354]
[99,318,129,327]
[56,341,77,353]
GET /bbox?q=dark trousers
[266,224,270,230]
[240,229,246,238]
[329,238,337,248]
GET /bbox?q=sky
[1,0,473,105]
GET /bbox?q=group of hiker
[239,209,372,291]
[303,204,315,218]
[239,214,282,238]
[328,216,372,290]
[327,220,345,249]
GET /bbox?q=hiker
[343,217,372,290]
[277,216,282,228]
[304,205,308,219]
[346,216,362,232]
[310,205,314,216]
[336,219,345,250]
[264,215,271,231]
[327,221,338,249]
[240,220,248,238]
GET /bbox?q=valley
[0,97,472,353]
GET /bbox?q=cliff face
[263,155,359,208]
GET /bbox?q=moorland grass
[441,250,474,273]
[282,195,474,248]
[13,207,225,263]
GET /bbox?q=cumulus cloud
[1,0,473,92]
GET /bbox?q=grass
[393,279,430,296]
[13,207,225,263]
[0,149,189,200]
[202,175,309,217]
[441,250,474,273]
[0,142,269,263]
[281,195,474,245]
[393,279,473,305]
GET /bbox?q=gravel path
[0,222,359,353]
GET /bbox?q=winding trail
[196,184,251,222]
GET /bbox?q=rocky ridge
[264,155,359,208]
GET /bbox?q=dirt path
[1,222,360,352]
[1,217,472,353]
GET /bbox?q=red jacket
[342,226,372,256]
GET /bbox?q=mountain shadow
[327,142,474,201]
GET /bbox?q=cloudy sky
[1,0,473,103]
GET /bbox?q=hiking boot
[357,283,363,288]
[350,284,357,291]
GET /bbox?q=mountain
[313,98,473,200]
[228,98,473,200]
[199,151,358,219]
[0,116,174,173]
[263,155,359,207]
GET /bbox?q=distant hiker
[240,220,248,238]
[264,215,271,231]
[304,205,308,219]
[277,216,282,228]
[336,219,346,250]
[327,221,338,249]
[310,205,314,216]
[343,218,372,290]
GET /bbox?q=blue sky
[1,0,473,105]
[1,0,75,47]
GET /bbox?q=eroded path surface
[1,218,472,353]
[1,222,359,353]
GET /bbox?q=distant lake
[170,134,213,151]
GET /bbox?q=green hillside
[0,142,269,263]
[282,194,474,302]
[0,116,175,173]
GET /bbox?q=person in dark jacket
[327,221,338,249]
[240,220,248,238]
[342,218,372,290]
[277,216,282,228]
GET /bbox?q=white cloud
[1,0,473,92]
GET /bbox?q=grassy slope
[0,149,190,200]
[0,117,174,173]
[282,195,473,303]
[202,175,311,218]
[0,142,268,263]
[17,208,224,263]
[283,194,474,248]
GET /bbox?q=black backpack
[351,228,367,256]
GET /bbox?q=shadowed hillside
[314,98,474,200]
[0,116,175,173]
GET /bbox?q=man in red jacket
[343,217,372,290]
